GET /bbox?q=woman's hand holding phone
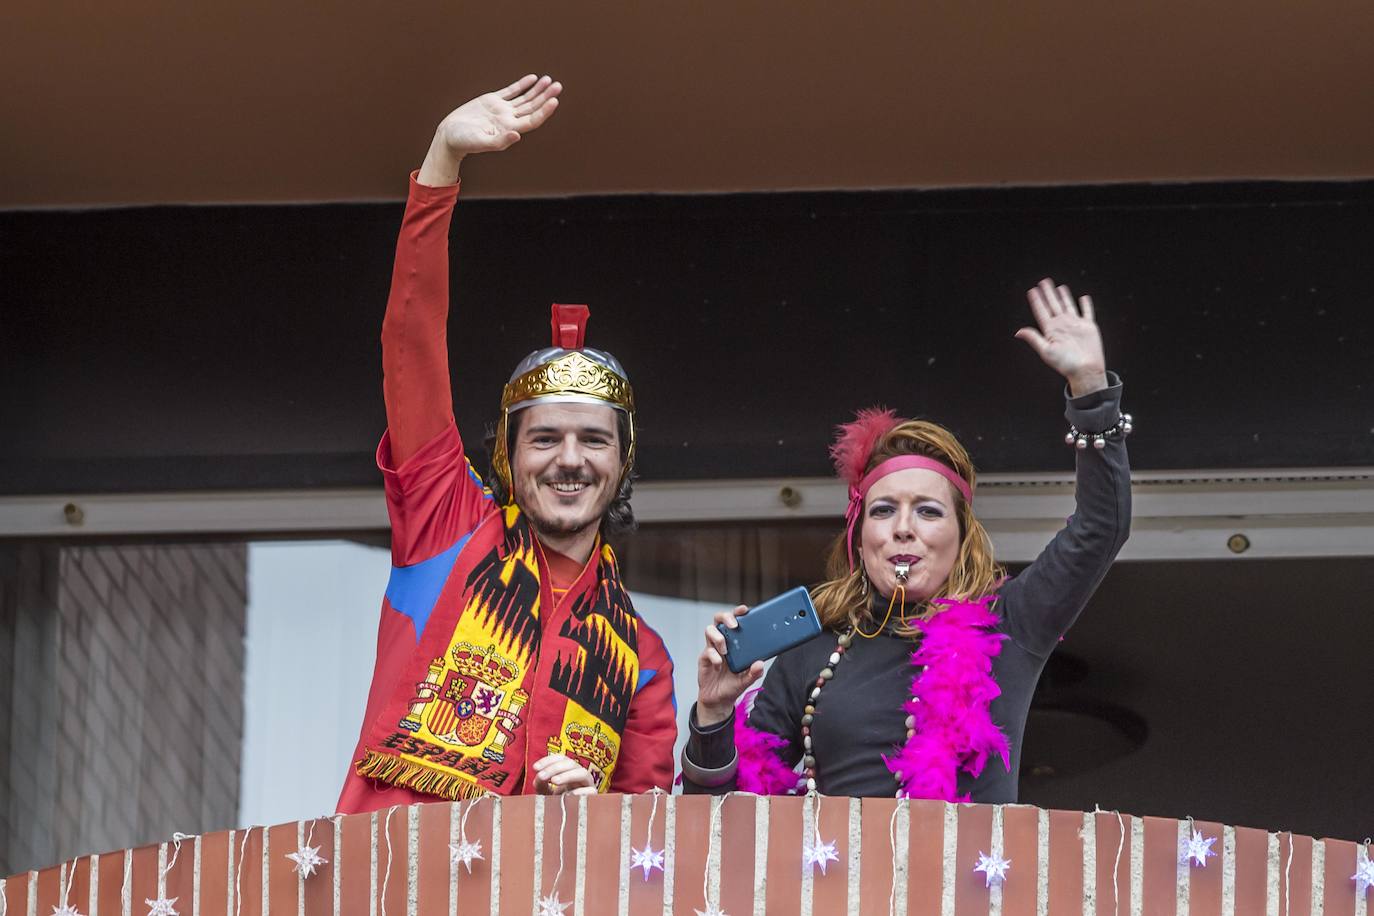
[696,605,765,728]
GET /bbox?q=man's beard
[526,504,599,537]
[520,474,613,539]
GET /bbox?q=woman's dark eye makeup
[868,499,945,519]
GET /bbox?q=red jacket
[336,175,676,814]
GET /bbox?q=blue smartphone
[716,586,822,674]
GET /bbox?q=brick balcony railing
[3,795,1371,915]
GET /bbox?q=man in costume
[337,74,677,812]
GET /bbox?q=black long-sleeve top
[683,376,1131,801]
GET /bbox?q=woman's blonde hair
[811,419,1004,637]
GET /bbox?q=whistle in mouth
[894,561,911,582]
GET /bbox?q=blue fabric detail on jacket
[633,632,679,713]
[384,534,469,641]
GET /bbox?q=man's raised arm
[382,75,562,464]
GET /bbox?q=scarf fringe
[355,750,491,801]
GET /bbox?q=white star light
[51,906,84,916]
[1353,856,1374,894]
[534,894,571,916]
[802,839,840,876]
[694,906,729,916]
[973,851,1012,887]
[144,897,179,916]
[630,845,665,879]
[1181,829,1217,867]
[448,839,484,873]
[285,844,328,879]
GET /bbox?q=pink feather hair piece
[733,688,803,795]
[830,407,906,487]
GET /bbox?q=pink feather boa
[733,687,803,794]
[733,597,1009,799]
[883,596,1011,801]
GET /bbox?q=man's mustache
[540,473,597,485]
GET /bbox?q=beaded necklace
[800,569,917,794]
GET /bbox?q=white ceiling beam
[3,468,1372,562]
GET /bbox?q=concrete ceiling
[3,0,1373,208]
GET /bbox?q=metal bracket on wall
[2,467,1373,562]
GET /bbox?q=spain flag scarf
[355,504,645,798]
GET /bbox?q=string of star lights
[694,799,727,916]
[1355,838,1374,896]
[50,853,84,916]
[233,827,255,916]
[801,792,839,876]
[1283,829,1294,916]
[144,896,179,916]
[630,789,666,880]
[286,819,329,879]
[534,794,572,916]
[449,796,487,873]
[887,804,902,916]
[145,832,191,916]
[1094,805,1125,916]
[379,806,398,916]
[1180,818,1217,868]
[14,800,1369,913]
[973,850,1012,888]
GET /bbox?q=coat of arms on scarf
[403,642,529,759]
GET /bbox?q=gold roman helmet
[490,303,636,497]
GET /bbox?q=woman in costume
[681,278,1131,801]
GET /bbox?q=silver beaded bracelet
[1065,412,1133,450]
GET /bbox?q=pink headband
[844,455,973,570]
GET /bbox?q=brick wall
[0,542,247,876]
